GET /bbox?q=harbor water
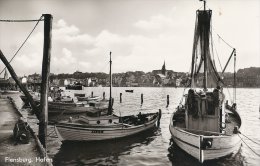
[11,87,260,165]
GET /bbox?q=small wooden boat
[125,90,134,93]
[55,52,160,141]
[55,112,159,141]
[169,1,241,163]
[77,95,101,101]
[20,94,108,115]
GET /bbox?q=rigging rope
[238,134,260,157]
[212,28,234,49]
[0,15,43,75]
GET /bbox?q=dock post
[91,91,93,97]
[38,14,52,148]
[141,93,143,106]
[166,95,169,108]
[103,92,105,100]
[120,93,122,103]
[157,109,162,127]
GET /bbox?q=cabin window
[207,100,215,115]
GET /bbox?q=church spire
[161,60,166,75]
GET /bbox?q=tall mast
[108,51,112,115]
[202,0,207,91]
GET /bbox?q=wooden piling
[91,91,93,97]
[166,95,169,108]
[38,14,52,148]
[141,93,143,105]
[120,93,122,103]
[157,109,162,127]
[103,92,105,100]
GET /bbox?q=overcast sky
[0,0,259,76]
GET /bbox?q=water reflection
[53,128,158,166]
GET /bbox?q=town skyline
[0,0,259,76]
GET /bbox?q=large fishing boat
[55,52,160,141]
[169,1,241,163]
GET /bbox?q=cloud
[134,14,175,31]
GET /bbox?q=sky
[0,0,259,76]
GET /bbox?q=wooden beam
[0,50,39,118]
[38,14,52,148]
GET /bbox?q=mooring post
[157,109,162,127]
[120,93,122,103]
[103,92,105,100]
[166,95,169,108]
[91,91,93,97]
[38,14,52,148]
[141,93,143,106]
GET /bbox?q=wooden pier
[0,96,53,166]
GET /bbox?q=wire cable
[0,15,43,75]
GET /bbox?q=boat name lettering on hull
[91,130,104,133]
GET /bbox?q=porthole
[97,120,100,124]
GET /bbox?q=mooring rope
[238,134,260,157]
[240,133,260,146]
[0,18,44,22]
[0,15,43,75]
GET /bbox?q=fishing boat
[169,1,241,163]
[55,52,160,141]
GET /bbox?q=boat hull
[169,114,242,163]
[55,116,158,141]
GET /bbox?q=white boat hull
[169,116,242,163]
[55,117,158,141]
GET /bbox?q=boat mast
[202,0,207,91]
[108,51,113,115]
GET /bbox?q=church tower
[161,60,166,76]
